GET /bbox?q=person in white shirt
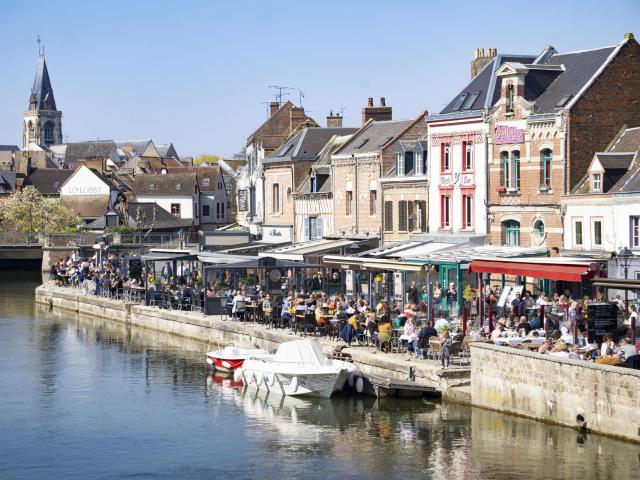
[619,337,639,360]
[491,322,505,341]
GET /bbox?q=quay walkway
[34,284,471,398]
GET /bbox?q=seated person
[619,337,639,360]
[595,348,624,366]
[417,323,438,359]
[516,316,532,335]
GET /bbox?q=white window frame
[397,153,404,176]
[631,216,639,248]
[464,142,473,171]
[591,218,603,249]
[573,218,584,247]
[591,173,602,192]
[415,152,423,175]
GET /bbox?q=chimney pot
[624,32,634,41]
[368,97,374,107]
[269,101,280,117]
[380,97,386,107]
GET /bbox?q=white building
[58,165,120,222]
[132,172,198,221]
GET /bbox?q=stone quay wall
[471,342,640,443]
[35,285,469,395]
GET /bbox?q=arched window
[28,121,34,139]
[540,149,552,189]
[502,220,520,246]
[534,220,545,241]
[44,121,54,144]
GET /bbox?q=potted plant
[496,186,507,193]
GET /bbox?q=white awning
[394,242,455,259]
[259,238,354,261]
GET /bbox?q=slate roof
[23,168,74,195]
[156,143,179,160]
[596,152,635,170]
[335,120,413,156]
[609,127,640,152]
[29,54,57,111]
[265,127,357,163]
[532,46,617,114]
[0,171,16,193]
[0,145,20,152]
[64,141,118,168]
[132,172,197,195]
[116,140,157,157]
[439,55,536,115]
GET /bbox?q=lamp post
[616,246,634,341]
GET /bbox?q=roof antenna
[269,85,294,106]
[297,89,305,106]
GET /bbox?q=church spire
[29,50,57,111]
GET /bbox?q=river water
[0,272,639,480]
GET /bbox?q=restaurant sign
[495,125,524,145]
[238,189,248,211]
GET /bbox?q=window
[440,195,451,229]
[415,151,424,175]
[44,121,54,144]
[452,93,468,111]
[574,220,583,246]
[346,191,353,215]
[149,183,156,191]
[463,141,473,171]
[462,194,473,229]
[216,203,220,219]
[396,153,404,176]
[249,186,256,217]
[370,189,377,215]
[215,202,225,219]
[408,201,415,231]
[593,219,602,247]
[441,143,451,172]
[170,203,181,217]
[632,216,640,248]
[203,205,210,217]
[310,177,317,193]
[272,183,280,214]
[534,220,545,240]
[503,220,520,246]
[220,202,225,219]
[511,150,520,189]
[217,180,223,190]
[591,173,602,192]
[506,84,514,113]
[463,91,480,110]
[501,151,510,188]
[176,183,182,190]
[384,201,393,231]
[202,177,210,187]
[416,200,427,232]
[306,216,323,240]
[541,149,552,189]
[404,152,414,175]
[398,201,408,231]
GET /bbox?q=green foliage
[194,154,221,166]
[462,284,475,303]
[0,186,80,233]
[108,226,136,233]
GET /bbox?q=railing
[0,231,201,248]
[0,231,40,245]
[110,232,200,246]
[43,232,103,247]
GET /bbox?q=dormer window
[310,177,317,193]
[591,173,602,192]
[415,152,423,175]
[397,153,404,176]
[506,84,514,113]
[202,177,210,187]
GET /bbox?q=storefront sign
[461,174,474,186]
[440,175,452,187]
[495,125,524,145]
[238,190,248,211]
[587,302,619,343]
[262,225,292,243]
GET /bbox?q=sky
[1,0,639,158]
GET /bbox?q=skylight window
[356,138,369,149]
[556,94,573,108]
[452,93,469,111]
[463,91,481,110]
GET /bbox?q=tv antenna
[297,89,305,106]
[269,85,294,106]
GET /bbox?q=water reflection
[1,274,639,480]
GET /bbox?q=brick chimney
[362,97,392,126]
[290,106,307,132]
[269,101,280,117]
[471,48,497,78]
[326,110,343,128]
[82,156,106,173]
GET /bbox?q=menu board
[586,302,619,344]
[237,190,248,211]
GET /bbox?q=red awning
[469,260,594,282]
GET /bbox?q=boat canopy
[273,339,331,366]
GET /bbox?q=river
[0,272,638,480]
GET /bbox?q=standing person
[433,282,442,317]
[511,291,526,320]
[440,331,453,369]
[446,283,457,318]
[407,281,419,305]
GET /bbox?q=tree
[0,186,79,233]
[193,154,221,166]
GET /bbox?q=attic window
[452,93,469,111]
[202,177,210,186]
[463,91,480,110]
[556,94,573,108]
[379,136,393,147]
[355,138,369,149]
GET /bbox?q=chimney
[326,110,343,128]
[471,48,497,78]
[624,32,635,42]
[269,101,280,117]
[290,106,306,132]
[362,97,392,126]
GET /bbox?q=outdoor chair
[428,338,442,360]
[450,341,463,366]
[390,335,401,354]
[377,331,392,352]
[233,300,246,320]
[626,355,640,369]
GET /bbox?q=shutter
[303,217,310,241]
[384,201,393,231]
[399,201,407,231]
[420,201,427,232]
[316,217,323,239]
[408,201,414,231]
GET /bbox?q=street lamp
[616,246,634,340]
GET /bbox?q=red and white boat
[205,345,268,372]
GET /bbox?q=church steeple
[23,41,63,148]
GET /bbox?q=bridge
[0,231,201,270]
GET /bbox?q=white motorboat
[235,339,348,398]
[205,345,268,372]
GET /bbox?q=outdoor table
[493,337,526,347]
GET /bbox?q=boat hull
[240,362,339,399]
[206,355,246,373]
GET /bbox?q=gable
[60,166,111,196]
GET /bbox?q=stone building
[262,126,357,244]
[331,98,428,240]
[487,33,640,250]
[23,51,62,148]
[235,101,316,235]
